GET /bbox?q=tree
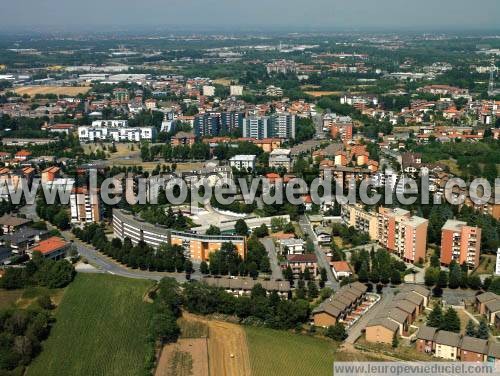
[247,261,258,278]
[392,332,399,348]
[358,264,369,283]
[466,319,476,337]
[390,270,401,285]
[488,277,500,295]
[325,322,347,341]
[427,304,443,328]
[468,275,482,290]
[448,265,461,289]
[200,261,209,274]
[206,225,221,235]
[477,320,489,340]
[442,307,461,333]
[307,280,319,300]
[424,267,439,286]
[37,295,53,310]
[253,224,269,238]
[151,312,180,343]
[235,219,249,236]
[437,270,448,288]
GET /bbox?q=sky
[2,0,500,32]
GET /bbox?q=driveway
[299,215,339,290]
[260,237,283,280]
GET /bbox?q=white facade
[229,155,256,170]
[230,85,244,96]
[202,85,215,96]
[78,120,155,142]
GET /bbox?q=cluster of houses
[416,326,500,362]
[365,285,431,343]
[201,276,291,299]
[312,282,368,327]
[0,214,70,264]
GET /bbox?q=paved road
[19,203,190,282]
[345,287,396,344]
[299,215,339,290]
[260,237,283,280]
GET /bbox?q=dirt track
[156,313,251,376]
[206,320,251,376]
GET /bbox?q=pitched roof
[477,292,500,304]
[460,336,488,354]
[32,236,68,255]
[434,330,461,347]
[417,326,437,341]
[287,254,317,263]
[367,318,399,332]
[0,215,31,228]
[488,341,500,358]
[331,261,352,273]
[485,299,500,313]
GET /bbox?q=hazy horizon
[2,0,499,32]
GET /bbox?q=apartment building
[194,112,244,137]
[377,207,428,264]
[341,204,379,240]
[112,209,246,262]
[78,124,155,142]
[268,148,292,170]
[242,113,296,140]
[440,219,481,268]
[229,155,256,170]
[70,187,101,224]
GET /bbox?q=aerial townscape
[0,1,499,376]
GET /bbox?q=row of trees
[201,237,270,278]
[73,224,193,273]
[427,304,461,333]
[350,248,406,286]
[184,281,310,330]
[424,259,482,291]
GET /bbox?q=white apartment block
[78,123,155,142]
[229,155,257,171]
[70,187,101,224]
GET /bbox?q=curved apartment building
[112,209,246,261]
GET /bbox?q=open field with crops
[245,326,337,376]
[14,86,91,97]
[27,274,154,376]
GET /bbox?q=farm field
[14,85,91,97]
[157,313,250,376]
[245,326,337,376]
[27,273,154,376]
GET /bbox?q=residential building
[0,227,49,254]
[416,326,437,354]
[0,215,32,234]
[312,282,368,327]
[229,155,256,171]
[377,207,428,264]
[434,330,461,360]
[283,254,318,277]
[202,85,215,96]
[365,318,400,345]
[229,85,243,96]
[112,209,246,262]
[78,124,155,142]
[460,336,488,362]
[440,219,481,268]
[171,131,196,146]
[31,236,69,260]
[70,187,101,224]
[331,261,353,280]
[279,238,305,255]
[202,277,290,299]
[341,204,379,240]
[41,166,61,183]
[268,148,292,170]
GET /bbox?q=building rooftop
[32,236,68,255]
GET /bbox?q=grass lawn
[0,289,24,310]
[472,254,496,276]
[27,273,155,376]
[245,326,337,376]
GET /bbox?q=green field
[28,273,155,376]
[245,326,337,376]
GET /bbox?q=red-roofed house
[331,261,353,280]
[283,254,318,277]
[31,236,69,260]
[15,150,31,161]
